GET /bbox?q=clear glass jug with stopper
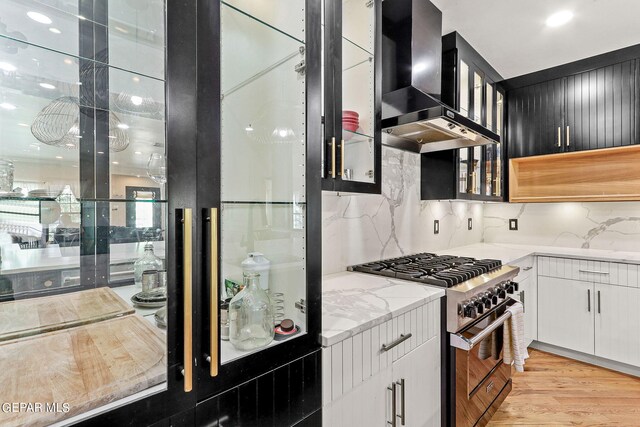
[229,272,274,351]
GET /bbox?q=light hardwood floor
[488,349,640,426]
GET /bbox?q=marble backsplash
[322,147,484,275]
[483,202,640,252]
[322,147,640,275]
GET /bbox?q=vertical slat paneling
[342,337,353,394]
[331,342,343,400]
[322,346,332,406]
[371,324,381,374]
[362,328,371,380]
[589,69,598,151]
[257,369,275,426]
[352,333,363,388]
[274,364,291,426]
[597,67,606,149]
[238,379,258,426]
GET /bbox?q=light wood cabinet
[538,276,595,355]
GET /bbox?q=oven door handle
[450,310,512,351]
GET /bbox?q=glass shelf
[222,0,305,45]
[342,0,375,56]
[343,128,374,142]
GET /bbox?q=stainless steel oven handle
[450,310,512,351]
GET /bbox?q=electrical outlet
[434,219,440,235]
[509,219,518,231]
[468,218,473,230]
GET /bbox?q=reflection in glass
[486,83,493,131]
[147,153,167,184]
[473,72,482,124]
[0,160,14,192]
[459,148,468,193]
[459,60,469,117]
[496,92,503,137]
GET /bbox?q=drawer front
[538,256,639,287]
[511,256,534,281]
[322,298,440,405]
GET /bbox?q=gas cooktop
[348,253,502,288]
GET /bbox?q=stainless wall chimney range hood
[381,0,500,153]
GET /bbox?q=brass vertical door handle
[340,139,345,177]
[182,208,193,392]
[566,126,570,147]
[209,208,219,377]
[331,137,336,178]
[557,127,562,147]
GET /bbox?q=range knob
[474,300,485,315]
[494,286,506,299]
[463,302,477,319]
[480,292,492,309]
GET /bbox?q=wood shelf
[509,145,640,203]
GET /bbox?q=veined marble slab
[438,243,640,266]
[321,272,444,347]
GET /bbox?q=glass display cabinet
[0,0,321,425]
[424,31,504,202]
[321,0,382,194]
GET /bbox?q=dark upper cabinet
[507,57,638,158]
[422,32,504,201]
[321,0,382,194]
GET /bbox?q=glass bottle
[229,273,274,351]
[134,243,163,286]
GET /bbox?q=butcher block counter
[0,287,134,341]
[0,288,167,427]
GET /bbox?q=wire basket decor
[30,96,130,152]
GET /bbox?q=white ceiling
[430,0,640,79]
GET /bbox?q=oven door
[452,299,515,427]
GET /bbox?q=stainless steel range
[349,253,520,427]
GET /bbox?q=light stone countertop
[321,272,445,347]
[438,243,640,266]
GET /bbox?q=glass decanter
[229,272,274,351]
[134,243,163,285]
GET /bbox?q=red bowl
[342,110,359,118]
[342,119,359,125]
[343,122,359,132]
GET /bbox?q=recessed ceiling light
[112,161,119,165]
[115,26,128,34]
[108,135,116,139]
[117,123,129,130]
[132,76,140,83]
[63,58,73,65]
[134,151,142,155]
[55,156,63,159]
[39,82,55,90]
[130,95,143,106]
[0,103,16,110]
[97,151,104,154]
[49,27,61,34]
[245,125,254,132]
[76,15,86,20]
[27,11,52,24]
[546,10,573,27]
[0,62,17,72]
[18,123,28,127]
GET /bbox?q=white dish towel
[503,301,529,372]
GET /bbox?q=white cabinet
[595,284,640,367]
[392,336,441,427]
[538,276,595,354]
[324,337,441,427]
[322,299,441,427]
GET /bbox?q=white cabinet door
[538,276,594,355]
[323,362,393,427]
[392,336,441,427]
[595,284,640,367]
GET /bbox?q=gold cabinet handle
[182,208,193,392]
[209,208,219,377]
[557,127,561,147]
[566,126,570,147]
[340,139,345,177]
[331,137,336,178]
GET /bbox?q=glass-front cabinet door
[195,0,322,404]
[0,0,197,425]
[322,0,381,193]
